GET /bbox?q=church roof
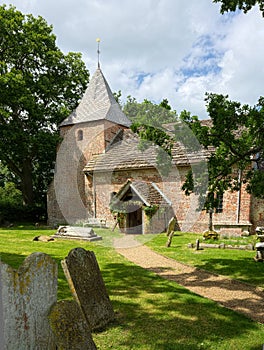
[84,129,211,173]
[112,179,171,207]
[60,67,131,127]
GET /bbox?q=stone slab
[49,300,97,350]
[52,226,102,241]
[62,248,115,330]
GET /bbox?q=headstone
[166,217,176,247]
[0,252,57,350]
[52,226,102,241]
[49,300,97,350]
[166,217,176,237]
[0,267,5,350]
[62,248,115,330]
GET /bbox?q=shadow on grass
[99,260,264,349]
[193,256,264,287]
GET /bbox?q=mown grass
[1,225,264,349]
[146,232,264,288]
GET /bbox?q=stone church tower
[47,67,131,225]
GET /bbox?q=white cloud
[1,0,264,118]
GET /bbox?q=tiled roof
[84,129,211,173]
[60,68,131,127]
[113,179,171,207]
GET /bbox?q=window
[77,129,83,141]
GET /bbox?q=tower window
[77,129,83,141]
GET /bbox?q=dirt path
[115,236,264,324]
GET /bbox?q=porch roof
[113,180,171,207]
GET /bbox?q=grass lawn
[146,232,264,288]
[0,225,264,350]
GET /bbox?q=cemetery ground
[1,225,264,350]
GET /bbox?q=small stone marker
[49,300,97,350]
[1,252,57,350]
[62,248,115,330]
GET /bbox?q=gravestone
[62,248,115,330]
[166,217,176,247]
[0,267,4,350]
[52,226,102,241]
[0,252,57,350]
[49,300,97,350]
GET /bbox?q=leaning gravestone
[166,217,176,247]
[49,300,97,350]
[0,253,57,350]
[62,248,115,330]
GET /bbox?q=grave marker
[0,252,57,349]
[62,248,115,330]
[49,300,97,349]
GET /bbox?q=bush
[0,182,46,224]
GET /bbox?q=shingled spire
[60,68,131,128]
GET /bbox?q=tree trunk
[21,159,34,206]
[208,209,213,231]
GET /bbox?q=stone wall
[47,120,127,226]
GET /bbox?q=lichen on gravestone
[49,300,97,350]
[62,248,115,330]
[0,252,57,350]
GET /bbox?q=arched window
[77,129,83,141]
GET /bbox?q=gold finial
[96,38,101,68]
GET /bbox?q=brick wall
[91,164,255,234]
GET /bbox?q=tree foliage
[124,97,177,175]
[0,5,89,209]
[213,0,264,16]
[180,94,264,204]
[124,97,176,127]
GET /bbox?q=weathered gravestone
[0,253,57,350]
[62,248,115,330]
[166,217,176,247]
[0,267,5,350]
[49,300,97,350]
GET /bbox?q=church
[47,66,264,235]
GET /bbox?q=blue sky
[1,0,264,118]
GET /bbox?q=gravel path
[115,236,264,324]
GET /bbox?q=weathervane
[96,38,101,68]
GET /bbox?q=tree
[123,97,177,175]
[0,5,89,208]
[123,96,177,126]
[179,94,264,206]
[213,0,264,16]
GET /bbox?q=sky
[1,0,264,119]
